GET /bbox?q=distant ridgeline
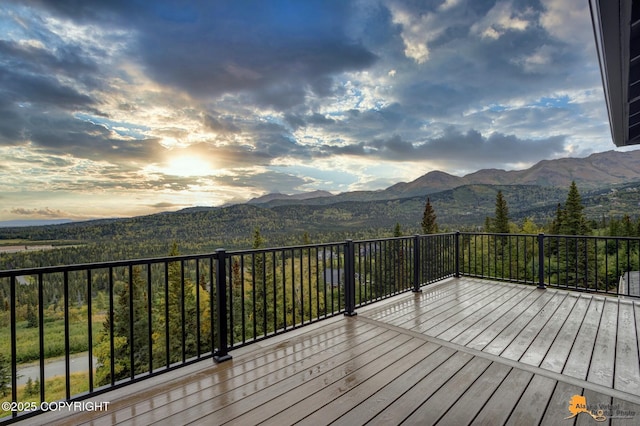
[0,181,637,269]
[1,149,640,267]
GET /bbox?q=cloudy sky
[0,0,632,221]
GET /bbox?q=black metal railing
[458,232,640,297]
[1,231,638,423]
[0,234,455,423]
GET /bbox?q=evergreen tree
[421,198,438,234]
[550,203,564,234]
[248,227,275,337]
[25,377,34,396]
[484,216,493,233]
[158,243,211,365]
[561,181,589,235]
[0,353,9,397]
[94,266,149,386]
[494,190,509,233]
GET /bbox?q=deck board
[616,300,640,395]
[27,277,640,426]
[327,346,458,426]
[500,291,568,361]
[562,297,604,380]
[471,368,533,425]
[465,288,548,351]
[519,293,577,367]
[539,295,592,373]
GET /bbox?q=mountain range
[247,149,640,207]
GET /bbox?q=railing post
[344,239,357,316]
[214,249,232,362]
[413,234,422,292]
[455,231,461,278]
[537,233,546,289]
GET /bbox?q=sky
[0,0,634,221]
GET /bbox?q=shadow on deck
[37,277,640,425]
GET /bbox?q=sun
[164,156,213,177]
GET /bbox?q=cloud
[10,207,67,218]
[0,0,617,219]
[320,128,566,169]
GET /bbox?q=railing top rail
[0,251,224,277]
[353,232,458,244]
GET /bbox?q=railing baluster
[214,249,231,363]
[10,275,17,420]
[64,270,71,398]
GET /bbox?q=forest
[2,181,640,408]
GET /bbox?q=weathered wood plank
[499,292,568,361]
[575,390,610,426]
[539,295,591,373]
[615,300,640,395]
[390,282,497,330]
[176,331,410,423]
[265,341,441,426]
[329,346,457,426]
[364,279,483,325]
[426,286,525,340]
[471,368,533,425]
[117,321,383,426]
[366,351,474,425]
[538,381,583,426]
[437,285,531,343]
[229,336,426,425]
[410,285,511,334]
[399,357,493,425]
[519,294,577,367]
[450,286,539,347]
[505,375,557,425]
[610,397,640,425]
[34,279,640,426]
[562,297,604,380]
[586,298,618,387]
[435,361,512,426]
[477,290,556,355]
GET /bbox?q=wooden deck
[33,277,640,425]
